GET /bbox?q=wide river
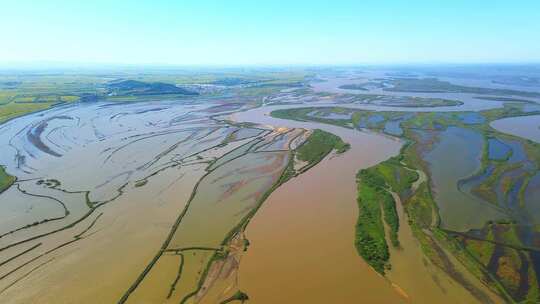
[231,106,405,303]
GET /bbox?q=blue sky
[2,0,540,65]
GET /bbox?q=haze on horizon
[2,0,540,66]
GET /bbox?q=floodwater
[488,138,512,160]
[491,115,540,143]
[0,81,528,303]
[422,127,507,231]
[384,119,403,136]
[232,106,405,303]
[0,100,291,303]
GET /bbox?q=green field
[0,166,15,194]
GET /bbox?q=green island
[296,129,350,162]
[355,156,421,272]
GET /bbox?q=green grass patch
[375,157,418,195]
[0,101,53,124]
[0,166,15,194]
[60,95,80,102]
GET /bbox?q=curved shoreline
[490,115,540,143]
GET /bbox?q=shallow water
[488,138,512,160]
[384,119,403,136]
[524,172,540,222]
[491,115,540,143]
[310,77,507,112]
[387,192,501,304]
[422,127,507,231]
[0,100,289,303]
[459,112,485,125]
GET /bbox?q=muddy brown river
[232,107,404,303]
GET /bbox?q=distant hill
[107,80,198,96]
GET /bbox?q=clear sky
[2,0,540,65]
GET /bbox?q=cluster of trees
[354,166,400,274]
[296,129,349,164]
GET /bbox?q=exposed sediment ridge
[0,101,296,303]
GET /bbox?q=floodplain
[1,66,540,303]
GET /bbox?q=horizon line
[1,61,540,71]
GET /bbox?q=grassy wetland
[1,66,540,303]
